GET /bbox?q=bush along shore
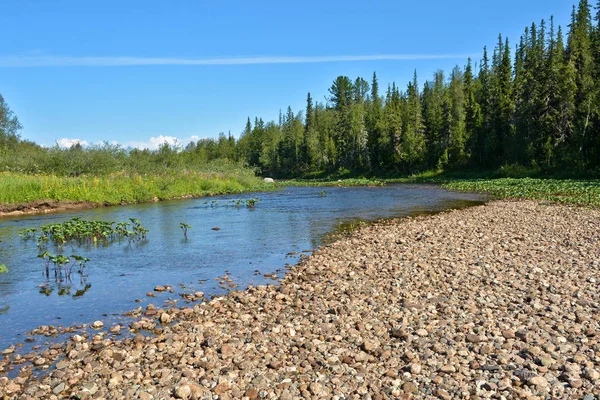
[1,200,599,399]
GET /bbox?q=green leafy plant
[23,217,149,248]
[0,264,8,273]
[37,251,51,279]
[38,252,90,281]
[18,227,38,239]
[179,223,192,239]
[246,198,259,209]
[443,178,600,207]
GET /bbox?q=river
[0,184,486,350]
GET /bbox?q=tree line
[233,0,600,177]
[1,0,599,178]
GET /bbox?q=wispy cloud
[0,54,474,67]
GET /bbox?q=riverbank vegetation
[1,1,600,208]
[0,167,272,207]
[443,178,600,207]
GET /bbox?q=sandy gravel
[1,200,600,399]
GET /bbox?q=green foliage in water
[180,222,192,238]
[20,217,149,247]
[245,198,259,208]
[37,252,89,281]
[200,197,261,209]
[443,178,600,207]
[282,178,385,187]
[0,264,8,273]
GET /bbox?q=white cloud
[125,135,201,150]
[56,138,89,148]
[55,136,202,150]
[0,54,475,67]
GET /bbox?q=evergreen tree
[463,58,481,165]
[236,117,253,164]
[567,0,596,168]
[367,72,385,168]
[303,92,318,170]
[447,66,468,166]
[422,70,447,167]
[328,76,354,168]
[489,36,515,164]
[279,107,303,175]
[381,84,402,167]
[401,71,426,171]
[474,47,492,166]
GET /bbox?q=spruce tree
[474,47,492,166]
[567,0,595,168]
[401,71,426,172]
[447,66,467,167]
[367,72,384,168]
[463,58,481,166]
[303,92,317,170]
[422,70,447,167]
[328,76,354,169]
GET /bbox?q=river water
[0,184,486,349]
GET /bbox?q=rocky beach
[1,200,599,399]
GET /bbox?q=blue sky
[0,0,575,149]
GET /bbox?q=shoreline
[1,200,599,398]
[0,191,265,218]
[0,200,109,217]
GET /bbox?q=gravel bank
[1,200,599,399]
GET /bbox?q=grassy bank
[0,168,274,207]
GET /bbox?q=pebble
[91,321,104,329]
[1,201,599,399]
[174,383,191,399]
[402,382,418,394]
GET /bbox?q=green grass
[0,169,276,207]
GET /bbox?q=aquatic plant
[37,251,89,281]
[0,264,8,273]
[23,217,149,248]
[18,228,38,239]
[283,178,385,187]
[318,190,327,197]
[246,198,259,209]
[37,251,52,279]
[200,197,261,210]
[70,255,90,276]
[179,223,192,239]
[443,178,600,207]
